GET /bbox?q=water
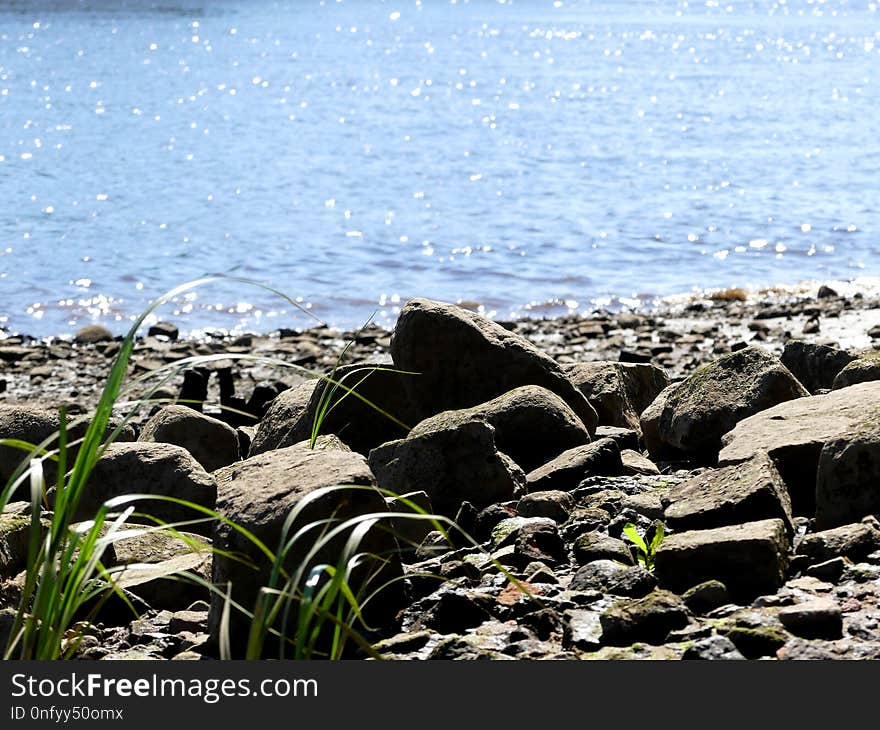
[0,0,877,337]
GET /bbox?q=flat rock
[525,438,622,493]
[599,589,690,646]
[796,522,880,564]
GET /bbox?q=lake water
[0,0,877,337]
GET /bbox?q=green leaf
[622,523,647,554]
[650,522,666,553]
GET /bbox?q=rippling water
[0,0,877,336]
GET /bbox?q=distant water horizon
[0,0,877,337]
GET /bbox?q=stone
[620,450,660,476]
[74,324,113,344]
[138,405,240,472]
[681,634,745,660]
[147,322,179,341]
[832,350,880,390]
[777,598,843,639]
[389,298,598,432]
[525,438,622,493]
[516,490,575,523]
[60,442,216,532]
[210,444,402,654]
[641,346,808,462]
[565,361,670,432]
[514,521,568,566]
[562,609,604,651]
[719,382,880,515]
[409,386,590,472]
[113,552,211,613]
[594,426,640,451]
[0,512,35,577]
[248,381,318,454]
[663,453,793,534]
[573,532,633,565]
[621,489,669,520]
[654,519,790,600]
[413,591,493,634]
[720,625,790,659]
[780,340,855,394]
[815,418,880,528]
[569,559,656,597]
[796,522,880,564]
[682,580,730,615]
[385,491,436,552]
[368,419,525,516]
[599,590,690,646]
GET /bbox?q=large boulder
[389,298,598,433]
[719,382,880,515]
[210,444,402,654]
[566,361,669,432]
[408,386,589,473]
[780,340,856,394]
[0,406,135,498]
[368,418,525,516]
[654,519,790,601]
[640,347,808,462]
[59,442,217,532]
[832,350,880,390]
[248,381,318,455]
[138,405,240,472]
[663,453,793,535]
[525,438,623,493]
[815,418,880,528]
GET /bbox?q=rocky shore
[2,283,880,660]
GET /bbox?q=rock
[138,405,240,472]
[569,559,656,597]
[573,532,633,565]
[385,491,436,552]
[368,419,525,516]
[816,417,880,528]
[409,386,590,473]
[0,511,35,577]
[599,590,690,646]
[413,591,493,634]
[833,350,880,390]
[389,298,598,433]
[525,438,622,493]
[778,598,843,639]
[721,625,790,659]
[681,634,745,660]
[248,381,318,455]
[682,580,730,615]
[565,361,670,432]
[663,453,793,535]
[514,522,568,566]
[796,522,880,564]
[210,444,402,654]
[817,285,838,299]
[620,450,660,476]
[641,346,808,462]
[803,557,848,583]
[147,322,179,341]
[654,519,790,600]
[521,608,564,640]
[594,426,640,451]
[516,490,574,523]
[780,340,855,394]
[58,442,216,531]
[74,324,113,344]
[491,517,555,550]
[639,385,680,460]
[113,552,211,613]
[562,609,604,651]
[622,489,669,520]
[719,382,880,515]
[0,406,135,495]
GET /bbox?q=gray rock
[410,386,590,472]
[369,418,525,516]
[573,532,634,565]
[525,438,623,493]
[681,634,745,660]
[389,298,598,433]
[778,598,843,639]
[516,490,575,523]
[139,405,239,472]
[622,489,669,520]
[594,426,640,451]
[514,521,568,566]
[641,346,808,462]
[74,324,113,344]
[147,322,179,341]
[113,552,211,612]
[719,382,880,515]
[620,450,660,476]
[60,442,216,532]
[569,559,656,597]
[682,580,730,615]
[562,609,604,651]
[832,350,880,390]
[780,340,856,394]
[210,443,402,654]
[599,590,690,646]
[654,519,790,600]
[249,381,318,454]
[663,453,793,535]
[565,361,670,432]
[796,522,880,564]
[815,417,880,528]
